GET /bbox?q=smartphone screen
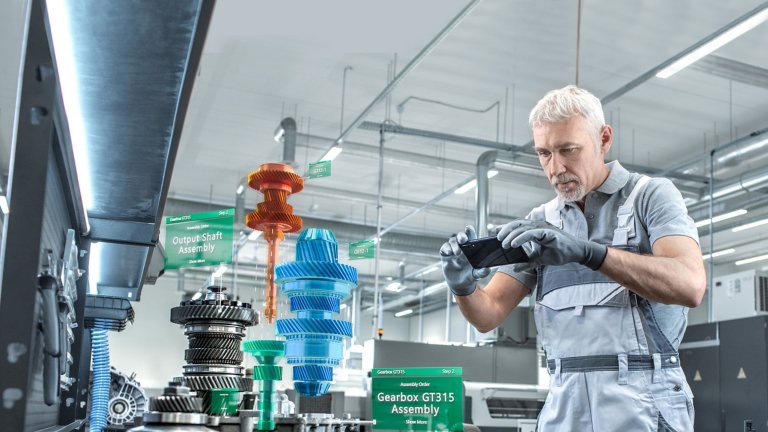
[458,236,529,269]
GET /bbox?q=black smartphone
[458,236,528,269]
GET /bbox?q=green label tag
[372,367,463,431]
[349,239,375,260]
[308,160,332,178]
[164,208,234,270]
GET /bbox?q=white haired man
[440,85,705,431]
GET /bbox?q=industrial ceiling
[1,0,768,316]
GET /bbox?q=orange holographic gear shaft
[246,163,304,324]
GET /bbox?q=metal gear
[149,395,203,413]
[275,228,358,397]
[184,348,243,365]
[188,337,241,350]
[171,304,257,325]
[179,375,253,392]
[246,163,304,324]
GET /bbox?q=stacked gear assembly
[171,286,257,412]
[242,340,285,431]
[246,163,304,324]
[275,228,358,397]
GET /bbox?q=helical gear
[243,339,285,431]
[178,375,253,392]
[275,228,358,396]
[246,163,305,324]
[169,286,255,405]
[149,395,203,413]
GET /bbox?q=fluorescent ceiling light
[694,209,747,228]
[0,195,8,214]
[656,8,768,79]
[385,281,402,292]
[732,218,768,232]
[212,264,228,277]
[274,125,285,142]
[248,230,262,240]
[422,281,447,297]
[236,184,245,195]
[88,242,102,295]
[454,170,499,195]
[703,248,735,260]
[414,265,439,277]
[735,254,768,266]
[395,309,413,317]
[46,1,94,211]
[191,291,203,300]
[320,146,343,161]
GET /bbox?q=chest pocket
[536,175,651,311]
[537,263,628,310]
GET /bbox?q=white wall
[408,299,474,344]
[110,276,188,391]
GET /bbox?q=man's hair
[528,85,605,143]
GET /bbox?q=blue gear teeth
[293,365,333,381]
[290,296,340,313]
[275,228,358,397]
[276,318,352,337]
[276,262,357,285]
[294,381,332,397]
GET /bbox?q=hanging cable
[89,319,111,432]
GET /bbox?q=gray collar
[558,161,630,209]
[595,160,630,194]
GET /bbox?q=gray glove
[496,219,607,270]
[440,226,491,296]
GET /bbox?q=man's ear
[599,125,613,155]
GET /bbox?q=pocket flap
[539,283,627,311]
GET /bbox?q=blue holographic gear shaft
[275,228,358,397]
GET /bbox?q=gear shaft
[246,163,304,324]
[275,229,358,396]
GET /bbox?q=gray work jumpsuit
[530,174,696,431]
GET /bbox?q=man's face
[532,116,611,202]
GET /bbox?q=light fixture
[340,303,348,311]
[236,184,245,195]
[422,281,447,296]
[395,309,413,318]
[413,265,439,278]
[248,230,262,240]
[0,195,8,214]
[703,248,735,260]
[88,242,102,295]
[656,8,768,79]
[46,1,94,211]
[212,264,228,277]
[694,209,747,228]
[735,254,768,266]
[274,125,285,142]
[732,218,768,232]
[320,146,343,162]
[191,291,203,301]
[385,281,402,292]
[454,170,499,195]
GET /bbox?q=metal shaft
[265,229,281,324]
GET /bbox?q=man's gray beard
[552,175,586,202]
[556,184,586,202]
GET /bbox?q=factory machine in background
[463,382,547,432]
